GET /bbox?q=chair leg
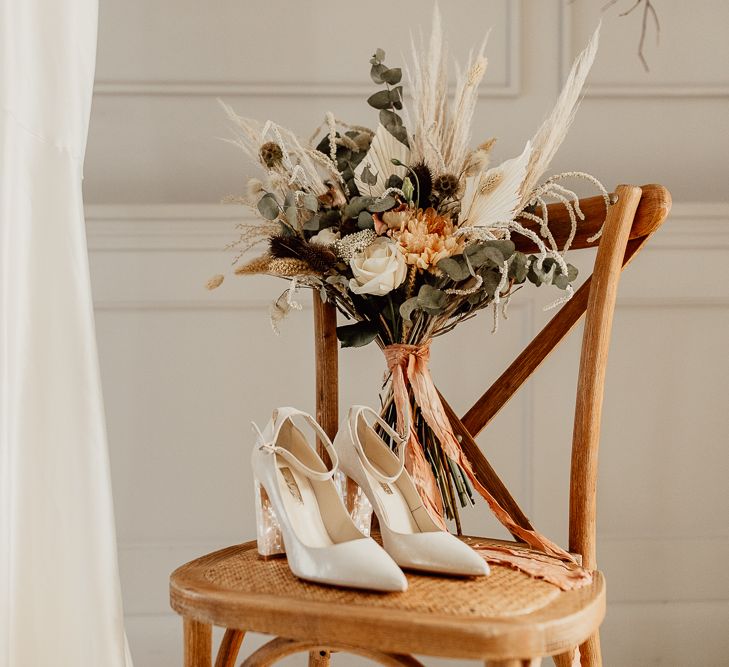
[309,648,331,665]
[485,660,541,666]
[215,629,245,667]
[183,618,212,667]
[579,632,602,667]
[553,648,579,667]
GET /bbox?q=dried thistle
[433,173,460,198]
[259,142,283,168]
[220,101,330,195]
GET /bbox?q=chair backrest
[312,184,672,569]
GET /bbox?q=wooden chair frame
[171,184,671,667]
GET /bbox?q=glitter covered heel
[335,471,374,536]
[254,478,285,558]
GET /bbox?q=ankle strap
[252,408,338,482]
[349,405,407,485]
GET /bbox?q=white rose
[349,237,407,296]
[310,228,340,246]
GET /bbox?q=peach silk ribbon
[383,342,577,564]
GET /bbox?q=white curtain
[0,1,132,665]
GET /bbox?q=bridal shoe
[251,407,407,592]
[335,405,489,577]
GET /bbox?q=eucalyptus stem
[440,441,462,535]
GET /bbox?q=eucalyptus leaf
[527,262,541,286]
[417,284,447,313]
[553,273,570,290]
[508,252,529,282]
[303,214,321,231]
[390,86,404,109]
[388,124,409,146]
[367,196,396,213]
[357,211,374,229]
[343,196,375,219]
[553,263,578,289]
[437,256,470,281]
[481,270,501,297]
[286,204,298,226]
[337,321,379,348]
[361,165,378,186]
[370,48,385,64]
[277,221,296,237]
[528,260,557,286]
[399,296,420,322]
[257,193,280,220]
[319,210,341,229]
[379,109,403,128]
[370,63,388,84]
[483,239,516,260]
[381,67,402,85]
[302,193,319,212]
[464,243,505,268]
[367,90,393,110]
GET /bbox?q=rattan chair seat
[170,537,605,660]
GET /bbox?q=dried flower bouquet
[213,8,606,576]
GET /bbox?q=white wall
[86,1,729,665]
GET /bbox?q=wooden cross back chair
[170,184,672,667]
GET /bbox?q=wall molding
[86,204,240,251]
[94,1,520,99]
[559,4,729,98]
[85,201,729,252]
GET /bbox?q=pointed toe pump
[251,407,407,592]
[335,405,489,578]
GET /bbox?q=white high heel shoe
[251,407,407,592]
[334,405,489,577]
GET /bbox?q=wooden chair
[170,184,672,666]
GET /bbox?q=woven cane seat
[170,537,605,660]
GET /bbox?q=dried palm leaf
[354,124,411,197]
[519,25,600,203]
[459,141,532,228]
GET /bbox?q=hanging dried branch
[600,0,661,71]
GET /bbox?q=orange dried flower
[390,208,464,271]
